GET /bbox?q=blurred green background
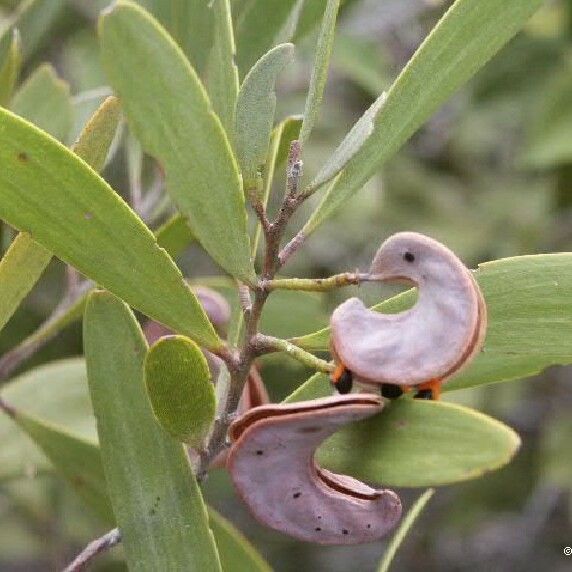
[0,0,571,570]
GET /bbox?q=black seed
[293,492,301,499]
[334,369,353,394]
[415,388,433,400]
[403,251,415,263]
[381,384,403,399]
[342,529,349,535]
[256,450,264,455]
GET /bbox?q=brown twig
[278,230,306,267]
[62,528,122,572]
[195,140,310,476]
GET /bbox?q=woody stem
[196,140,310,476]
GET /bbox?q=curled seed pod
[210,366,270,469]
[331,232,487,394]
[227,395,402,544]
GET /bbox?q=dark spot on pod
[334,369,353,395]
[315,527,321,531]
[299,426,321,433]
[317,515,322,519]
[17,152,28,162]
[256,450,264,455]
[293,492,301,499]
[342,529,349,535]
[367,524,371,529]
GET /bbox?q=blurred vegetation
[0,0,571,570]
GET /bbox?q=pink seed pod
[331,232,487,392]
[227,395,402,544]
[192,286,231,335]
[144,285,231,343]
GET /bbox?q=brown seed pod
[331,233,487,391]
[227,395,402,544]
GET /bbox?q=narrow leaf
[235,43,294,190]
[0,0,66,62]
[293,0,330,42]
[520,59,572,168]
[308,91,387,192]
[0,95,123,350]
[0,358,97,481]
[284,376,520,486]
[10,63,73,142]
[292,254,572,391]
[276,0,305,47]
[275,114,303,171]
[155,213,195,259]
[0,214,196,375]
[13,412,113,522]
[378,489,435,572]
[72,96,122,173]
[207,508,272,572]
[0,107,220,349]
[0,29,21,107]
[235,0,298,75]
[334,35,388,97]
[302,0,544,236]
[207,0,240,136]
[0,291,87,380]
[84,292,222,571]
[283,371,330,404]
[316,399,520,487]
[100,1,255,282]
[145,336,215,447]
[152,0,214,75]
[0,232,51,334]
[299,0,341,147]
